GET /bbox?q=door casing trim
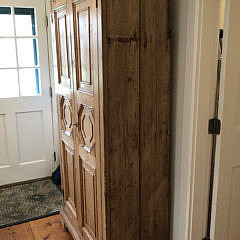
[45,0,61,169]
[171,0,221,239]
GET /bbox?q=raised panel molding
[78,8,91,85]
[78,104,95,155]
[0,114,9,168]
[74,0,94,95]
[63,142,77,218]
[16,111,45,164]
[54,7,71,88]
[82,158,97,239]
[60,97,74,138]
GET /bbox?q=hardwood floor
[0,215,73,240]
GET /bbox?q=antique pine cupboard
[50,0,170,239]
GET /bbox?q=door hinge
[208,118,221,135]
[49,86,53,97]
[53,152,57,162]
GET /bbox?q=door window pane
[17,38,38,67]
[0,69,19,98]
[0,7,14,36]
[19,68,40,96]
[0,6,41,98]
[15,8,36,36]
[0,39,17,68]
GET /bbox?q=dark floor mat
[0,179,63,228]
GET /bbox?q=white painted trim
[45,0,60,168]
[211,0,231,238]
[171,0,220,239]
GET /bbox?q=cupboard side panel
[140,0,171,239]
[101,0,140,239]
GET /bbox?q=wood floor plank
[0,215,73,240]
[30,215,73,240]
[0,222,36,240]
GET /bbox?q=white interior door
[212,0,240,239]
[0,0,55,186]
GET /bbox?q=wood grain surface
[0,215,73,240]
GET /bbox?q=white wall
[219,0,225,29]
[170,0,190,239]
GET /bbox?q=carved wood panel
[78,104,95,156]
[62,142,77,218]
[82,158,97,240]
[59,96,73,138]
[58,95,77,221]
[54,7,71,88]
[77,103,97,240]
[74,0,94,95]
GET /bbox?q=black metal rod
[203,31,223,240]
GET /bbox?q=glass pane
[15,8,36,36]
[19,68,40,96]
[0,69,19,98]
[0,7,14,36]
[59,16,69,79]
[17,39,38,67]
[0,39,17,68]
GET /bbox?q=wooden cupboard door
[51,2,78,224]
[72,0,101,239]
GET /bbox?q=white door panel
[213,0,240,239]
[0,0,54,185]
